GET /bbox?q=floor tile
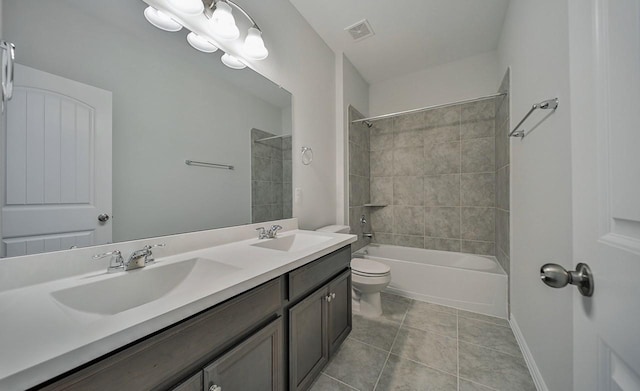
[391,325,458,375]
[459,341,536,391]
[310,374,358,391]
[458,310,510,327]
[378,293,411,324]
[403,301,458,338]
[324,339,388,391]
[458,317,521,357]
[375,354,457,391]
[350,314,400,351]
[459,379,495,391]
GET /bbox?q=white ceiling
[289,0,510,83]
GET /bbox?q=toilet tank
[315,225,350,234]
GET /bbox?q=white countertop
[0,229,356,390]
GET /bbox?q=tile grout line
[321,373,362,391]
[458,376,501,391]
[457,339,527,361]
[372,300,409,391]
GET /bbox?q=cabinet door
[171,372,202,391]
[328,270,352,356]
[289,286,329,391]
[203,318,283,391]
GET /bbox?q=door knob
[540,263,594,297]
[98,213,110,222]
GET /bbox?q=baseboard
[509,314,549,391]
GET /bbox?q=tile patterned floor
[310,293,536,391]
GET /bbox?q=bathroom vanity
[0,223,355,391]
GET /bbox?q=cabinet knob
[326,295,332,302]
[209,385,222,391]
[331,293,336,299]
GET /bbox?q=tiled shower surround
[251,128,293,223]
[348,107,373,251]
[495,71,511,274]
[364,98,500,256]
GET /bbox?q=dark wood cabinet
[288,269,352,391]
[34,245,352,391]
[203,318,283,391]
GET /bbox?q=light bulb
[210,2,240,40]
[144,7,182,32]
[187,32,218,53]
[221,53,246,69]
[243,27,268,60]
[166,0,204,15]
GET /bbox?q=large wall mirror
[0,0,292,258]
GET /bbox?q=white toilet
[315,225,392,318]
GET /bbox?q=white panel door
[570,0,640,389]
[1,64,112,257]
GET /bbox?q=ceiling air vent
[345,19,375,42]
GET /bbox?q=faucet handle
[256,227,267,239]
[268,225,283,238]
[143,243,166,264]
[93,250,124,272]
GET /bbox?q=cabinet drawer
[38,278,282,391]
[288,246,350,302]
[171,372,202,391]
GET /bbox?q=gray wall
[369,99,498,255]
[348,107,371,251]
[495,71,510,275]
[250,129,292,223]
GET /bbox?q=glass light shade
[166,0,204,15]
[243,27,268,60]
[210,2,240,40]
[144,7,182,32]
[187,32,218,53]
[221,53,246,69]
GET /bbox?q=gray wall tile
[461,138,495,173]
[461,173,495,207]
[393,147,425,176]
[394,176,424,206]
[371,206,394,233]
[461,240,495,256]
[394,206,425,235]
[424,237,462,252]
[425,142,460,175]
[461,119,495,140]
[461,207,495,241]
[496,165,509,210]
[425,207,460,238]
[394,129,424,148]
[394,234,425,248]
[371,177,393,205]
[374,232,394,245]
[424,174,460,206]
[370,128,394,151]
[425,106,460,127]
[371,150,394,176]
[395,111,426,131]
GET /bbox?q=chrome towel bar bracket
[509,98,559,138]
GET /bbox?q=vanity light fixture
[143,7,182,32]
[142,0,269,70]
[187,32,219,53]
[166,0,205,16]
[221,53,246,69]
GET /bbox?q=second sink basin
[251,233,333,252]
[51,258,241,316]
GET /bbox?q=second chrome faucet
[256,225,283,239]
[93,243,166,273]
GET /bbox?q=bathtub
[353,244,508,319]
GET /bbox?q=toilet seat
[351,258,391,276]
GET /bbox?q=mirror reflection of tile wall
[251,129,292,223]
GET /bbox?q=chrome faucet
[256,225,283,239]
[93,243,165,273]
[125,243,166,270]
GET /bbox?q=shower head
[364,121,373,128]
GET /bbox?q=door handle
[540,263,594,297]
[98,213,110,222]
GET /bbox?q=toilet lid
[351,258,391,276]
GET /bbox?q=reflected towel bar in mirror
[185,160,234,170]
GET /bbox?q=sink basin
[51,258,241,315]
[251,233,333,252]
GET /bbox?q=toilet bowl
[351,258,391,317]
